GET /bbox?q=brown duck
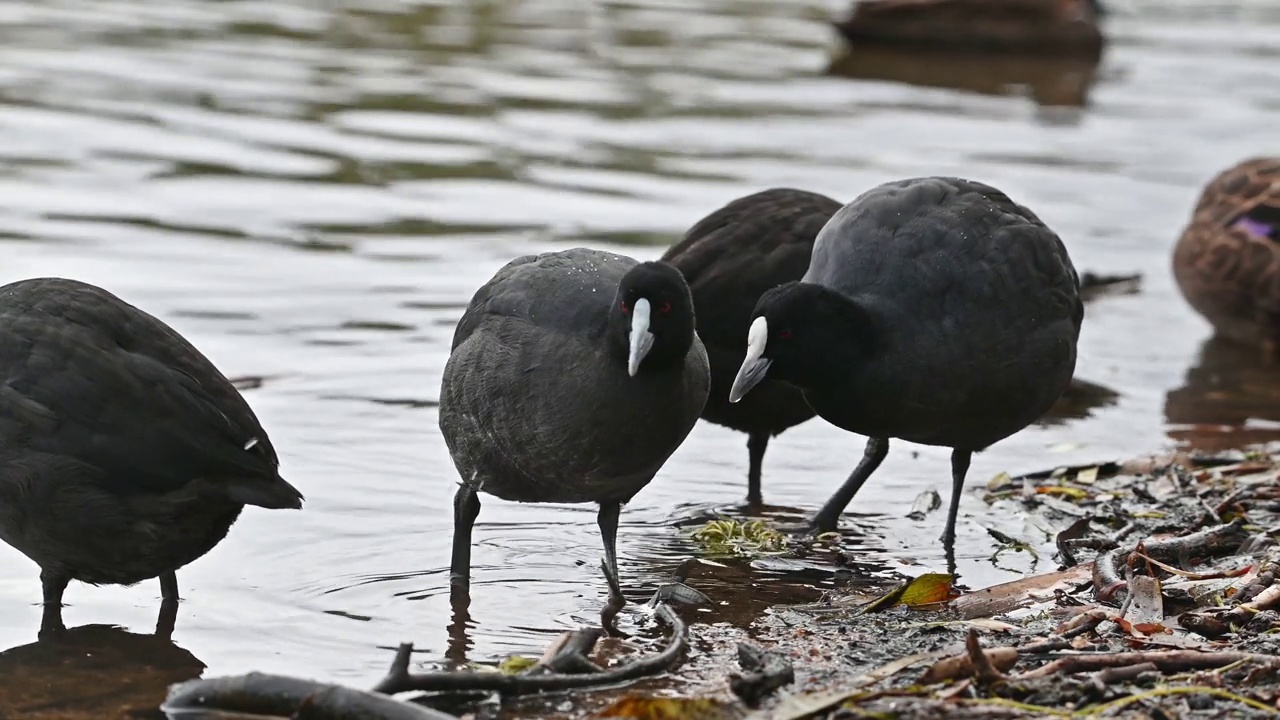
[1173,157,1280,359]
[835,0,1105,57]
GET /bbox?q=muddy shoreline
[122,444,1280,720]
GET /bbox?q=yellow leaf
[987,471,1012,490]
[497,655,538,674]
[1035,486,1089,500]
[598,695,736,720]
[862,573,957,613]
[1075,466,1099,484]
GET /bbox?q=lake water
[0,0,1277,707]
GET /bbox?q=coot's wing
[806,177,1081,331]
[451,248,635,350]
[662,189,841,349]
[0,279,284,499]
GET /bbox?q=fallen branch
[1014,649,1277,680]
[162,672,457,720]
[1180,582,1280,638]
[1093,518,1249,605]
[920,633,1018,685]
[372,603,688,696]
[728,643,794,707]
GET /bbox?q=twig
[1014,649,1276,680]
[1083,685,1280,716]
[1180,582,1280,638]
[161,672,457,720]
[1086,662,1157,697]
[1093,518,1249,605]
[965,629,1007,683]
[372,604,688,696]
[728,643,794,707]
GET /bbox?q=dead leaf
[862,573,957,613]
[748,650,949,720]
[1123,575,1164,629]
[599,696,737,720]
[1076,466,1099,484]
[1035,485,1090,500]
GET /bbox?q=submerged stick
[372,603,688,696]
[162,671,457,720]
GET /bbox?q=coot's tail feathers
[222,474,304,510]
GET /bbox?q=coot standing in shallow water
[0,278,303,637]
[440,248,709,632]
[729,177,1082,547]
[661,189,842,506]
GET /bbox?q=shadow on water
[1165,336,1280,451]
[0,624,204,720]
[827,46,1103,108]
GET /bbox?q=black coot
[0,278,303,636]
[729,177,1082,545]
[661,189,842,505]
[440,248,710,631]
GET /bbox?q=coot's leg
[450,484,481,590]
[597,501,627,636]
[160,571,179,601]
[38,569,70,639]
[809,437,889,534]
[156,572,179,639]
[746,433,768,507]
[941,450,972,547]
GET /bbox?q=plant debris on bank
[159,445,1280,720]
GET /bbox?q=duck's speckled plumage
[1173,157,1280,349]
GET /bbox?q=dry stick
[162,672,458,720]
[965,629,1006,683]
[372,604,688,696]
[1180,582,1280,638]
[1093,518,1249,605]
[1014,650,1276,680]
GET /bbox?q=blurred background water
[0,0,1277,699]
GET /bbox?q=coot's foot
[599,559,629,638]
[156,599,178,640]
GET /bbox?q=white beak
[729,316,771,402]
[628,298,655,377]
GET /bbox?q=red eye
[779,330,793,340]
[621,301,629,312]
[660,301,672,314]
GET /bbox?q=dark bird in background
[729,177,1082,548]
[0,278,303,638]
[662,189,842,506]
[1173,157,1280,362]
[440,248,709,633]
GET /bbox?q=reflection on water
[0,0,1275,713]
[827,46,1101,108]
[0,625,204,720]
[1166,336,1280,450]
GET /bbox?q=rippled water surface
[0,0,1278,702]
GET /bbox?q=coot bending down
[661,189,842,505]
[729,177,1082,545]
[440,248,709,632]
[0,278,303,637]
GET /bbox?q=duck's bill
[729,356,771,403]
[628,297,655,377]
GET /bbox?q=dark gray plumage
[730,177,1082,546]
[0,278,303,637]
[662,189,843,505]
[440,248,710,632]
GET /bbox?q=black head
[728,281,877,402]
[611,261,696,376]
